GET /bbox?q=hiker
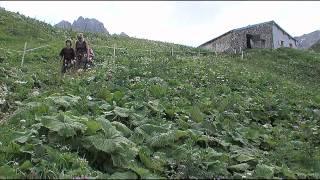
[59,39,75,74]
[75,33,89,70]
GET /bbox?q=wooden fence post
[171,47,173,56]
[21,42,27,67]
[112,44,116,64]
[241,50,244,60]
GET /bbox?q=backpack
[76,40,87,54]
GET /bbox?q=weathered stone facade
[272,25,297,49]
[201,32,233,52]
[199,21,297,53]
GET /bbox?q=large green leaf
[85,119,102,135]
[113,91,125,102]
[109,171,138,179]
[139,124,168,135]
[86,134,117,153]
[254,164,274,178]
[41,113,87,137]
[46,94,81,109]
[96,116,120,136]
[0,165,18,178]
[235,154,255,163]
[13,129,39,144]
[206,160,230,176]
[111,121,133,137]
[99,102,112,111]
[138,148,165,171]
[86,118,138,167]
[145,100,164,113]
[19,160,32,170]
[228,163,250,172]
[279,165,296,179]
[114,106,131,118]
[86,118,123,153]
[147,131,176,148]
[188,106,205,123]
[128,163,165,179]
[96,88,113,102]
[148,84,167,98]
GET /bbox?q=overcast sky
[1,1,320,47]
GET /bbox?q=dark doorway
[261,39,266,48]
[246,34,253,48]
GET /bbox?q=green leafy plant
[1,7,320,179]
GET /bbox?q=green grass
[1,7,320,179]
[310,41,320,53]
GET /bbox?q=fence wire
[0,41,245,68]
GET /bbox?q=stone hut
[199,20,298,53]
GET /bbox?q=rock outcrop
[295,30,320,49]
[119,32,129,37]
[54,20,72,30]
[55,16,109,35]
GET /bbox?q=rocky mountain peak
[295,30,320,49]
[55,16,109,35]
[120,32,129,37]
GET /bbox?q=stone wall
[272,25,297,49]
[201,32,233,53]
[231,23,273,53]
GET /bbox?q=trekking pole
[21,42,27,67]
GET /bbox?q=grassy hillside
[1,8,320,179]
[310,40,320,52]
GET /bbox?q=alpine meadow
[1,7,320,179]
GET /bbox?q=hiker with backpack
[75,33,89,70]
[59,39,76,74]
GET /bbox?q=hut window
[280,41,284,47]
[289,43,293,48]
